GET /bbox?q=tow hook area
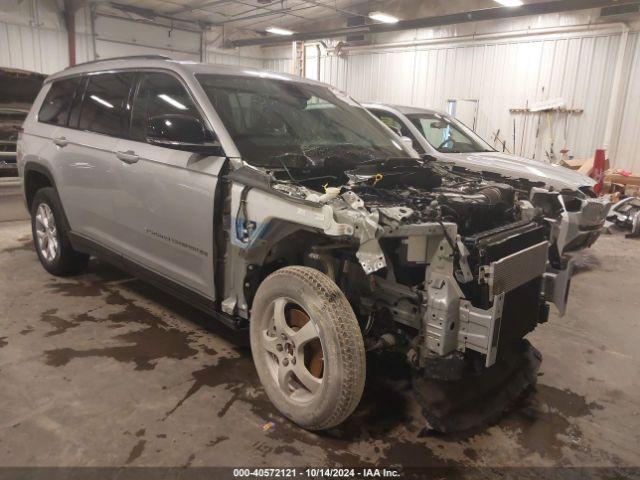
[413,339,541,433]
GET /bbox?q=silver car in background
[365,103,609,267]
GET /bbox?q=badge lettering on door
[145,228,209,257]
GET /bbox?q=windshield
[196,74,408,167]
[407,113,494,154]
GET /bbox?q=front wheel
[250,266,366,430]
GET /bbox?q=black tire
[30,187,89,276]
[250,266,366,430]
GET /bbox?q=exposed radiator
[480,241,549,297]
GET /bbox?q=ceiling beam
[230,0,640,47]
[297,0,367,18]
[169,0,234,16]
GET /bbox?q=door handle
[53,136,68,147]
[116,150,139,164]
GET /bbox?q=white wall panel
[313,30,632,166]
[0,21,68,73]
[263,57,293,74]
[612,33,640,172]
[94,16,201,61]
[0,0,69,75]
[206,50,263,68]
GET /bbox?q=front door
[112,72,226,299]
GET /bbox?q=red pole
[591,149,606,195]
[63,1,76,67]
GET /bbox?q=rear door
[31,76,84,222]
[112,71,226,299]
[49,72,136,249]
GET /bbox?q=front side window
[407,113,494,154]
[78,72,135,137]
[196,74,407,167]
[38,78,83,126]
[131,72,203,143]
[369,109,425,154]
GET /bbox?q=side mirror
[146,114,223,155]
[400,136,414,149]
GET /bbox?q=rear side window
[78,72,136,137]
[38,78,83,126]
[130,72,201,142]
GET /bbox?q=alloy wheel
[261,297,324,404]
[35,203,59,263]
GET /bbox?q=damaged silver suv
[19,56,571,431]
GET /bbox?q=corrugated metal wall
[613,33,640,172]
[262,27,639,171]
[0,1,267,73]
[93,15,201,61]
[315,31,630,165]
[0,0,69,73]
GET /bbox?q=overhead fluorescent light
[494,0,524,6]
[266,26,294,36]
[368,11,399,23]
[157,94,187,110]
[90,95,113,109]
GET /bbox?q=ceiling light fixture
[266,26,294,36]
[90,95,113,109]
[494,0,524,6]
[157,94,187,110]
[368,11,399,24]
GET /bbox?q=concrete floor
[0,219,639,469]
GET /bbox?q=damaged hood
[436,151,595,191]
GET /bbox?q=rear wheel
[31,187,89,276]
[250,266,365,430]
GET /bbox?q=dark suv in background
[0,68,45,177]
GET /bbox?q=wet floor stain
[43,281,201,370]
[41,309,79,337]
[183,453,196,467]
[19,326,34,335]
[207,436,229,448]
[490,384,604,460]
[1,240,33,254]
[161,349,420,465]
[125,439,146,464]
[163,353,257,419]
[44,307,199,371]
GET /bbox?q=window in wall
[78,72,136,137]
[38,77,83,126]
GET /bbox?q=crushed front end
[226,155,573,431]
[317,160,568,368]
[328,160,570,430]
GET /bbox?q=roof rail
[67,55,172,69]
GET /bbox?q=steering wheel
[438,137,455,150]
